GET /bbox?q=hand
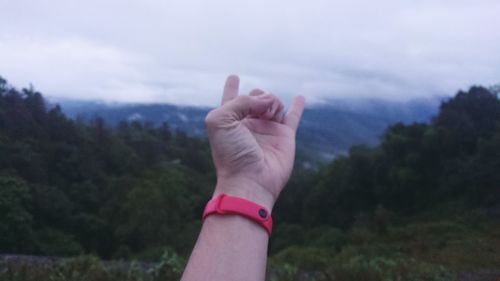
[205,75,305,211]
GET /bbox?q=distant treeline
[1,75,499,263]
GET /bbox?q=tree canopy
[1,75,499,263]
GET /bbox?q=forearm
[180,214,269,281]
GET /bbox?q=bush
[327,254,454,281]
[0,249,184,281]
[269,249,454,281]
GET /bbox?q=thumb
[206,94,276,127]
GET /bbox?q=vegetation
[0,249,185,281]
[1,75,499,280]
[0,78,213,258]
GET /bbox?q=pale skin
[180,75,305,281]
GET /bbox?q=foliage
[0,176,35,253]
[0,249,184,281]
[1,76,500,279]
[269,250,454,281]
[326,255,453,281]
[269,215,500,280]
[302,86,500,227]
[0,79,213,258]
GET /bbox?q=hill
[2,75,499,280]
[54,97,440,159]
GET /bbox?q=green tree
[0,175,35,252]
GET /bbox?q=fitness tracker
[202,194,273,236]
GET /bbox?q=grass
[0,250,184,281]
[268,212,500,281]
[1,213,499,281]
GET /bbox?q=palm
[243,119,295,194]
[249,121,294,160]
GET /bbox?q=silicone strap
[202,194,273,236]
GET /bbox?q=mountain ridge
[52,96,442,159]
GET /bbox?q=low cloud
[1,0,499,106]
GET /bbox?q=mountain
[56,99,210,136]
[297,97,441,158]
[53,97,442,160]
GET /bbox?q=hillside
[54,97,440,159]
[1,75,499,280]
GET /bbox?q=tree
[434,86,500,156]
[0,76,6,92]
[113,168,192,255]
[0,175,35,252]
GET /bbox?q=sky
[1,0,499,106]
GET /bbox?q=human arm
[180,75,305,281]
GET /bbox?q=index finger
[284,95,305,132]
[221,75,240,105]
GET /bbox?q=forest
[0,75,499,280]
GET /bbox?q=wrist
[213,177,276,212]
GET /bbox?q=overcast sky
[1,0,499,106]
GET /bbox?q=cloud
[1,0,499,106]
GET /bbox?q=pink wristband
[202,194,273,236]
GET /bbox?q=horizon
[1,73,464,109]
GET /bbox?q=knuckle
[236,95,251,104]
[204,110,219,127]
[249,89,264,96]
